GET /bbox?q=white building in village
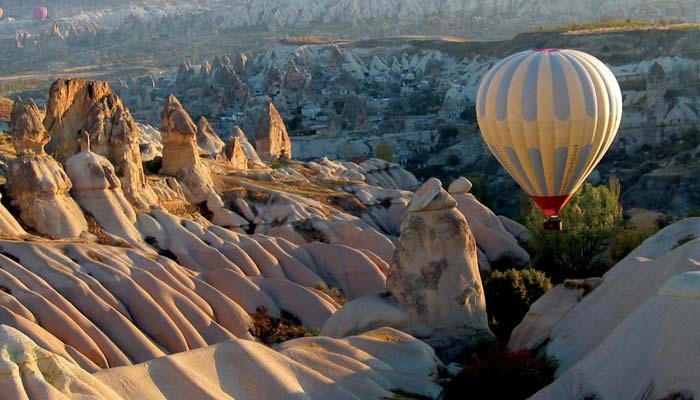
[302,104,322,119]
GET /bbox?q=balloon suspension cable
[543,215,563,231]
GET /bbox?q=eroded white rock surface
[95,328,442,400]
[196,116,226,158]
[533,271,700,400]
[508,284,585,351]
[0,324,443,400]
[544,219,700,373]
[0,325,122,399]
[452,191,530,268]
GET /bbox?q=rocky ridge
[11,0,699,40]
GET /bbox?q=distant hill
[8,0,698,39]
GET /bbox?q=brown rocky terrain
[0,97,12,126]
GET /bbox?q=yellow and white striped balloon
[476,49,622,216]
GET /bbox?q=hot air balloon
[33,6,48,21]
[0,8,4,20]
[476,49,622,230]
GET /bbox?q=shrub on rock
[484,269,552,342]
[249,307,318,346]
[444,349,557,400]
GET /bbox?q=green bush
[519,269,553,305]
[609,225,659,264]
[525,183,622,283]
[375,139,394,162]
[314,284,348,306]
[446,153,460,166]
[249,307,317,345]
[444,349,558,400]
[270,159,291,169]
[490,251,529,271]
[673,234,698,249]
[484,269,552,343]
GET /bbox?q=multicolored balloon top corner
[476,49,623,217]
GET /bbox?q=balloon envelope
[476,49,622,217]
[33,6,48,20]
[0,8,4,20]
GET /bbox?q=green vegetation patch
[483,268,552,343]
[250,307,319,346]
[443,348,558,400]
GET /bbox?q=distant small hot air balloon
[0,8,4,20]
[33,6,48,21]
[476,49,622,230]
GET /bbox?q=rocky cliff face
[0,77,577,400]
[44,79,119,161]
[174,56,250,115]
[0,97,12,132]
[43,79,156,208]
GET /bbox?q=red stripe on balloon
[531,194,573,217]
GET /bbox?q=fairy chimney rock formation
[160,95,200,176]
[159,95,223,215]
[231,126,263,168]
[196,116,225,158]
[254,101,292,162]
[387,178,494,360]
[8,99,88,238]
[65,131,141,244]
[232,52,247,74]
[43,79,155,208]
[10,98,50,155]
[224,137,248,170]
